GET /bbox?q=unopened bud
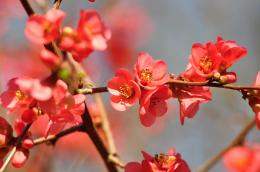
[169,73,175,79]
[219,72,237,84]
[213,72,221,80]
[62,27,74,36]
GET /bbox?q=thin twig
[108,154,126,168]
[81,102,118,172]
[20,0,35,15]
[196,118,256,172]
[78,80,260,95]
[53,0,63,9]
[67,54,118,156]
[0,124,32,172]
[33,124,84,146]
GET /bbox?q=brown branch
[168,79,260,91]
[81,102,118,172]
[33,124,84,146]
[20,0,35,16]
[78,80,260,95]
[67,54,118,156]
[0,124,32,172]
[196,118,256,172]
[53,0,63,9]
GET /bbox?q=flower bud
[219,72,237,84]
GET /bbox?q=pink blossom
[0,78,52,112]
[40,49,61,69]
[139,85,172,127]
[134,52,168,90]
[25,9,65,44]
[248,71,260,129]
[107,68,141,111]
[216,37,247,72]
[223,145,260,172]
[189,42,221,80]
[0,117,13,147]
[77,10,111,51]
[125,148,190,172]
[39,80,85,135]
[59,27,93,62]
[0,120,33,168]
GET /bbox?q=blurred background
[0,0,259,171]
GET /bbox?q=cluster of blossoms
[125,148,190,172]
[0,0,259,170]
[107,53,171,126]
[107,37,260,128]
[25,9,110,62]
[0,117,33,167]
[223,144,260,172]
[0,78,85,167]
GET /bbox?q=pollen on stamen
[15,90,25,101]
[140,68,152,83]
[155,153,176,166]
[119,84,134,98]
[199,56,213,74]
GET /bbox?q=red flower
[176,66,212,124]
[189,37,247,81]
[189,42,221,80]
[0,117,13,147]
[39,80,85,136]
[0,119,33,168]
[134,52,168,90]
[0,78,52,113]
[216,37,247,72]
[248,71,260,129]
[223,145,260,172]
[107,68,141,111]
[139,85,172,127]
[40,49,61,69]
[125,148,190,172]
[25,9,65,44]
[59,10,111,62]
[77,10,111,51]
[59,27,93,62]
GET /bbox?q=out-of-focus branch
[67,54,118,156]
[0,124,32,172]
[81,103,119,172]
[53,0,63,9]
[20,0,35,15]
[33,124,84,146]
[196,118,256,172]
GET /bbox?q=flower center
[140,68,152,83]
[155,153,176,167]
[15,90,25,101]
[119,84,134,98]
[199,56,213,74]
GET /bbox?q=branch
[20,0,35,16]
[81,102,119,172]
[33,124,84,146]
[78,80,260,95]
[196,118,256,172]
[53,0,63,9]
[0,124,32,172]
[67,54,118,156]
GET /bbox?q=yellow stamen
[140,68,152,83]
[199,56,213,74]
[15,90,25,101]
[119,85,133,98]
